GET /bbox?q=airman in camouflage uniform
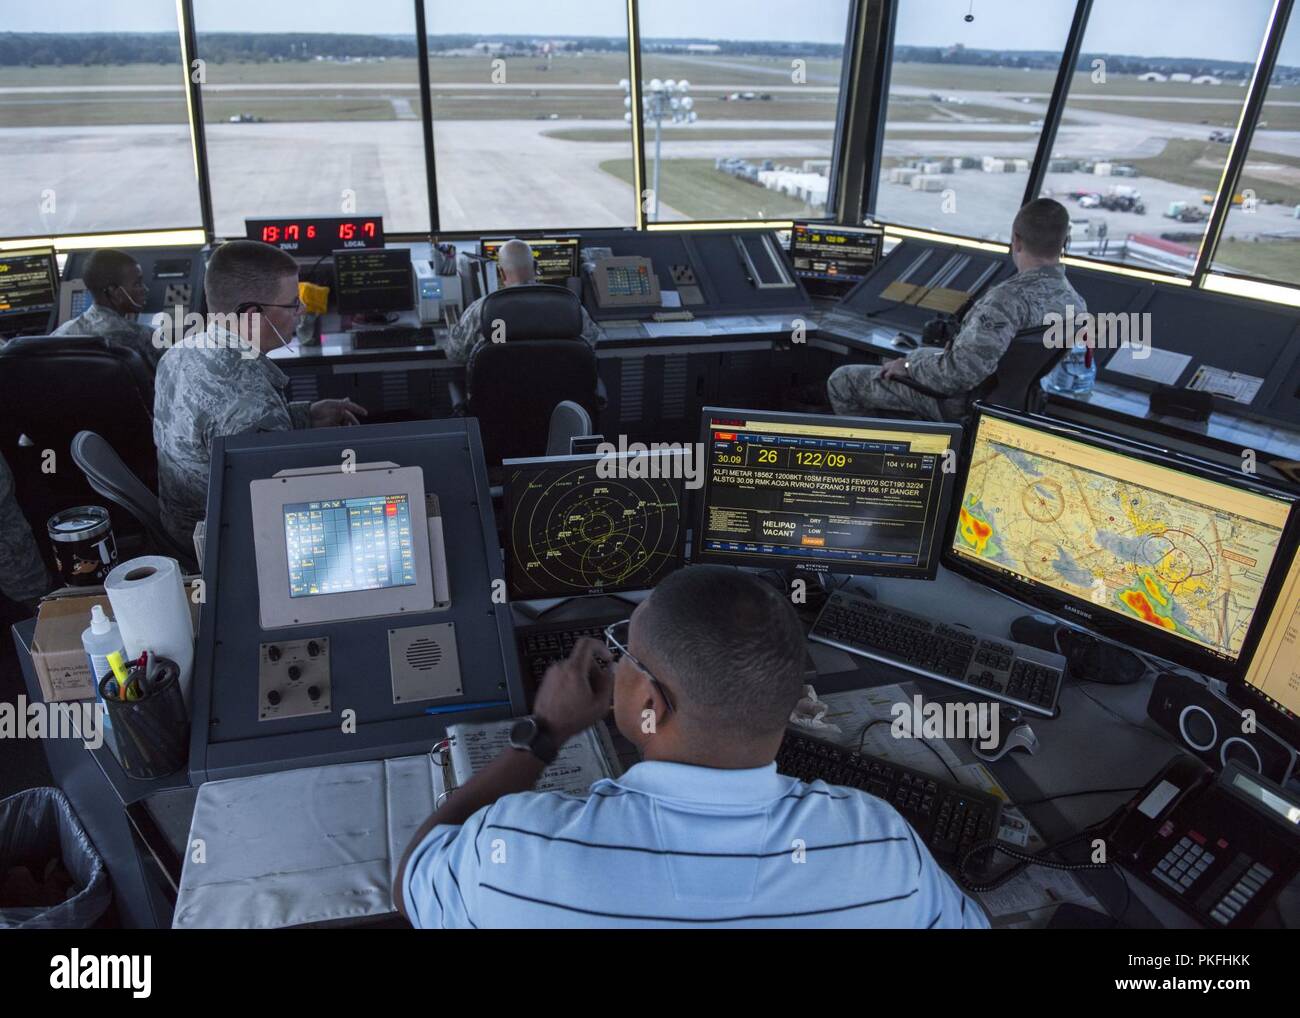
[0,451,51,605]
[153,240,367,548]
[828,199,1085,422]
[444,238,601,364]
[52,249,162,370]
[53,302,162,371]
[153,325,363,547]
[827,264,1086,422]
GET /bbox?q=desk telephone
[1104,755,1300,927]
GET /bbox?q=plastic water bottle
[1040,342,1096,397]
[81,604,124,724]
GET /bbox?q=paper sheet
[1105,345,1191,385]
[1185,365,1264,405]
[447,720,620,796]
[659,290,682,308]
[817,684,964,773]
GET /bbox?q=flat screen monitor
[250,466,434,628]
[790,222,884,297]
[333,247,413,315]
[480,237,580,288]
[503,451,686,599]
[0,247,58,324]
[1235,539,1300,745]
[693,408,961,579]
[283,493,417,598]
[946,405,1300,683]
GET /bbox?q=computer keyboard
[516,614,627,697]
[351,325,429,348]
[809,589,1065,717]
[776,730,1002,870]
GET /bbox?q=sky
[6,0,1299,64]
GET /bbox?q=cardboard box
[31,593,110,702]
[30,584,202,702]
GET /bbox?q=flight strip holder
[248,462,455,720]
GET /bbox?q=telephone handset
[1104,755,1300,928]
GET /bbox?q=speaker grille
[406,637,442,671]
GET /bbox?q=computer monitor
[333,247,413,317]
[0,247,59,334]
[480,237,580,289]
[249,466,435,629]
[946,405,1300,684]
[1235,539,1300,745]
[503,451,686,599]
[790,222,883,297]
[693,408,961,579]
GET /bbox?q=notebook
[436,719,623,798]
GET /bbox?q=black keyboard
[351,325,429,348]
[776,730,1002,870]
[810,590,1065,717]
[516,615,627,699]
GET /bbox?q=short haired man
[827,199,1085,421]
[444,238,601,363]
[396,566,988,929]
[153,240,366,546]
[53,248,162,370]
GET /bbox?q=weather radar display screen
[504,455,684,598]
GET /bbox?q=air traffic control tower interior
[3,0,1300,948]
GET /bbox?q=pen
[424,700,510,716]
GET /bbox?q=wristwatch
[508,715,558,765]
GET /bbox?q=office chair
[70,431,198,574]
[449,284,602,465]
[0,334,158,532]
[888,324,1059,423]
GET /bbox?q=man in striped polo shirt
[396,566,989,929]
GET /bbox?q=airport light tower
[621,77,696,221]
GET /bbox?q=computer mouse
[971,722,1039,763]
[892,332,919,350]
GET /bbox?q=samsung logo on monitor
[1060,604,1093,619]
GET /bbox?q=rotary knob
[308,686,321,702]
[267,645,281,662]
[267,690,282,706]
[288,665,302,681]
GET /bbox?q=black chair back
[0,335,157,530]
[465,285,599,464]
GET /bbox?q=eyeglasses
[603,619,675,716]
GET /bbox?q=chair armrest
[447,378,467,415]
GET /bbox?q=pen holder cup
[98,659,189,780]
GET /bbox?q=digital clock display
[243,216,385,257]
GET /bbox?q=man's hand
[309,398,368,427]
[881,357,910,381]
[533,637,614,744]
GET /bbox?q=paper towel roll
[106,556,195,711]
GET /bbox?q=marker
[423,700,510,716]
[106,650,130,699]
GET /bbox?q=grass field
[1130,138,1300,206]
[599,157,815,220]
[1211,238,1300,280]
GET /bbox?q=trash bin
[0,788,111,929]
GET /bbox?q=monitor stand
[1010,614,1147,686]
